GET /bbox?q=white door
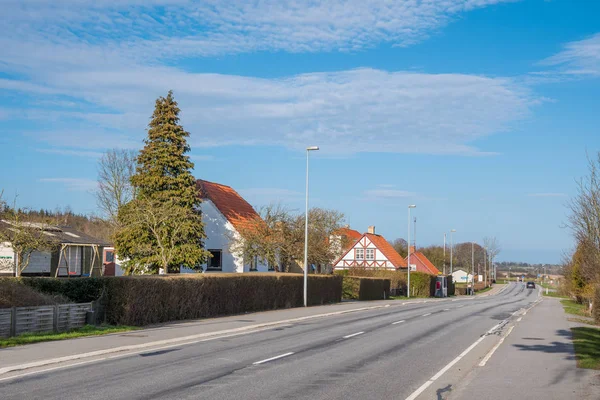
[23,251,52,274]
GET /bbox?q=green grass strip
[571,327,600,370]
[0,325,137,348]
[561,299,592,317]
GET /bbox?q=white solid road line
[253,352,295,365]
[405,321,501,400]
[479,326,515,367]
[343,331,365,339]
[392,320,405,325]
[422,313,432,317]
[443,309,450,311]
[517,317,522,322]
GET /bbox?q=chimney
[409,245,416,254]
[367,226,375,234]
[344,224,350,229]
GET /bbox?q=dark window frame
[207,249,223,271]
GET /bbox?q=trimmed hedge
[594,285,600,324]
[337,268,441,298]
[18,274,342,326]
[455,282,487,295]
[0,278,69,308]
[341,276,391,300]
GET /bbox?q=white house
[187,179,272,273]
[332,226,407,270]
[451,269,474,284]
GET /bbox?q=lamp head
[306,146,319,151]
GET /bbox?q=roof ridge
[197,179,233,189]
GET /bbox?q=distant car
[526,281,535,289]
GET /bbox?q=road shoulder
[445,296,599,400]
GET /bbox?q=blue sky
[1,0,599,264]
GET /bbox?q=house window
[207,250,222,271]
[250,256,258,271]
[105,251,115,263]
[366,248,375,261]
[356,248,364,260]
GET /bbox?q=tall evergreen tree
[115,91,209,274]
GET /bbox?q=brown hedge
[0,278,69,308]
[341,276,390,300]
[20,274,342,326]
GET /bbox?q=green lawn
[571,327,600,369]
[543,291,568,299]
[561,299,592,317]
[476,286,493,294]
[0,325,136,348]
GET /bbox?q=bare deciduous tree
[115,197,209,275]
[483,236,501,281]
[230,205,346,273]
[567,153,600,294]
[97,149,137,225]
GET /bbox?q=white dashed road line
[343,331,365,339]
[253,352,295,365]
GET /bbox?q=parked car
[526,281,535,289]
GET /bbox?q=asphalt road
[0,283,539,400]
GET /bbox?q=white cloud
[0,0,538,156]
[1,1,517,60]
[527,193,567,198]
[541,33,600,76]
[3,68,537,155]
[39,178,98,192]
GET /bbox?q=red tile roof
[364,233,407,268]
[405,251,441,275]
[197,179,260,233]
[335,227,363,251]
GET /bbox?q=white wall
[333,236,395,270]
[0,242,15,275]
[451,270,473,283]
[182,200,270,273]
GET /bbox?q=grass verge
[568,317,600,327]
[561,299,592,317]
[543,291,568,299]
[0,325,136,348]
[571,327,600,369]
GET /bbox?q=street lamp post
[303,146,319,307]
[443,233,447,275]
[450,229,456,275]
[407,205,416,298]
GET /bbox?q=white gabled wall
[333,236,395,270]
[190,200,270,273]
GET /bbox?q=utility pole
[471,242,475,295]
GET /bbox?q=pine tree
[115,91,209,274]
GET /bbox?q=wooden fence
[0,303,92,338]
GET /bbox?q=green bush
[19,274,342,326]
[337,268,407,293]
[341,276,390,300]
[21,277,105,303]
